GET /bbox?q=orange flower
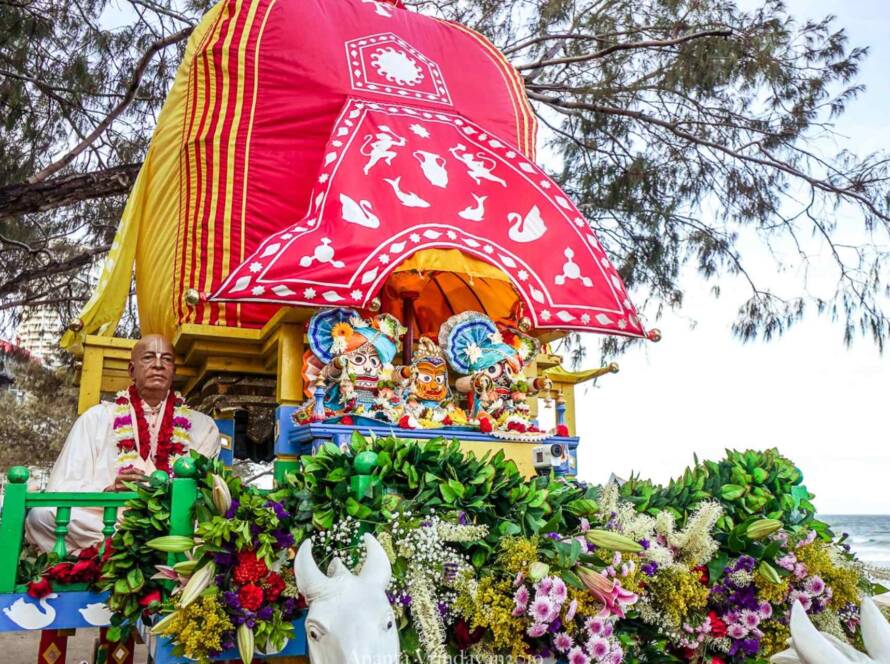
[331,322,354,340]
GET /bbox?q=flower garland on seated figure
[112,384,191,475]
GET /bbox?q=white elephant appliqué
[295,533,399,664]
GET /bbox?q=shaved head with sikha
[128,334,176,407]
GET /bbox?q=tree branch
[0,163,141,221]
[27,26,193,184]
[516,29,733,73]
[0,244,111,298]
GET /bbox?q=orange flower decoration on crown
[330,322,355,354]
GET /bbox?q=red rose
[239,584,264,611]
[70,559,101,583]
[263,572,286,602]
[693,565,709,585]
[46,562,74,584]
[398,415,415,429]
[340,415,354,425]
[78,545,99,561]
[115,396,129,405]
[139,590,162,607]
[452,619,485,650]
[234,551,268,584]
[27,578,53,599]
[710,659,726,664]
[555,424,569,437]
[479,418,493,433]
[442,416,452,426]
[708,611,727,638]
[117,438,136,451]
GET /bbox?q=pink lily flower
[577,567,639,619]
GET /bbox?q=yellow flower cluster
[759,621,790,656]
[156,596,233,663]
[643,566,709,629]
[454,576,527,659]
[796,541,863,610]
[497,537,539,575]
[754,573,790,604]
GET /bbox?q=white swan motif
[78,602,113,627]
[458,194,487,221]
[770,598,890,663]
[383,177,430,208]
[340,194,380,229]
[2,593,58,630]
[507,205,547,242]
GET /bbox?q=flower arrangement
[91,439,883,664]
[148,473,301,663]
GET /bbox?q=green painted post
[52,506,71,560]
[170,458,198,538]
[0,467,29,593]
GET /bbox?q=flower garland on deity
[111,385,191,475]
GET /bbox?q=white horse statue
[295,532,400,664]
[771,597,890,663]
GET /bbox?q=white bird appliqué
[3,594,58,630]
[458,194,487,221]
[507,205,547,243]
[340,194,380,229]
[770,598,890,664]
[78,602,113,627]
[383,177,430,208]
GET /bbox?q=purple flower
[437,602,448,617]
[282,598,298,618]
[399,594,412,607]
[172,416,191,429]
[257,605,274,621]
[223,591,240,609]
[546,532,561,540]
[224,499,240,519]
[735,555,755,572]
[273,529,295,548]
[553,632,573,653]
[458,511,469,525]
[215,551,236,567]
[548,617,562,633]
[265,500,289,521]
[805,575,826,596]
[639,538,650,550]
[641,561,658,577]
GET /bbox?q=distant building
[15,308,61,364]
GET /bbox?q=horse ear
[358,533,391,590]
[295,539,329,600]
[861,597,890,661]
[327,557,350,577]
[789,600,842,664]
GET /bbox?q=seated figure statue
[25,334,221,554]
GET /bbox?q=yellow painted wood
[78,345,105,414]
[183,356,274,395]
[275,323,304,405]
[458,441,541,478]
[183,339,263,365]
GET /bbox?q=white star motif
[249,262,263,273]
[303,288,317,299]
[617,319,628,329]
[540,180,551,189]
[446,230,457,240]
[483,244,494,254]
[518,270,529,281]
[573,217,585,228]
[541,310,551,321]
[409,124,430,138]
[379,254,391,264]
[581,314,591,324]
[251,286,265,296]
[318,173,329,183]
[410,233,421,243]
[506,151,516,158]
[350,289,363,300]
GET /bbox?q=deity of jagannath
[439,312,551,437]
[297,308,405,423]
[398,337,468,428]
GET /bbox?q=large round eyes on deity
[485,363,504,379]
[419,374,433,383]
[351,353,368,366]
[435,375,445,384]
[368,355,382,370]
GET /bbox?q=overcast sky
[573,0,890,514]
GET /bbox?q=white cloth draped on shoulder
[25,396,220,554]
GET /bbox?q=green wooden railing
[0,459,200,595]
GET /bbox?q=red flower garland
[128,385,181,474]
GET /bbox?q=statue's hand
[105,470,147,492]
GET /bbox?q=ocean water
[821,515,890,568]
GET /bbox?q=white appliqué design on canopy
[370,47,424,86]
[346,33,452,105]
[361,0,394,18]
[212,99,643,337]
